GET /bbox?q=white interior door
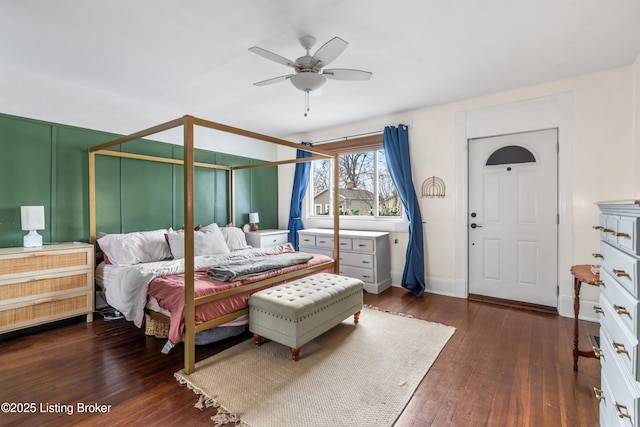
[468,129,558,307]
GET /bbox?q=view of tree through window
[311,149,401,217]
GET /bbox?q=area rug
[175,306,455,427]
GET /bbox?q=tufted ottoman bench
[248,273,364,361]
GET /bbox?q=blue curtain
[287,142,313,250]
[383,125,425,297]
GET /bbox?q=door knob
[470,223,482,229]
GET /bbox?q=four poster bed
[88,115,341,374]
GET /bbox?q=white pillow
[167,226,230,258]
[97,229,172,266]
[220,226,251,251]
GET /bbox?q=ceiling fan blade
[253,74,293,87]
[322,68,372,81]
[311,37,348,67]
[248,46,297,69]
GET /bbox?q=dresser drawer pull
[614,232,630,238]
[340,243,348,246]
[363,275,371,279]
[358,244,367,247]
[302,239,312,242]
[34,297,54,305]
[593,306,603,314]
[612,269,630,278]
[602,228,615,233]
[593,387,604,401]
[615,402,632,420]
[318,240,327,244]
[361,261,370,264]
[593,280,604,286]
[592,253,603,259]
[593,226,604,230]
[612,341,628,355]
[31,252,50,257]
[593,346,604,359]
[32,275,53,281]
[613,304,630,316]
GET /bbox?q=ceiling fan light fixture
[290,72,326,92]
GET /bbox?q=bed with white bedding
[96,224,333,350]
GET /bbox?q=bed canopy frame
[88,115,341,373]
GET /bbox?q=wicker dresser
[594,200,640,426]
[0,243,94,333]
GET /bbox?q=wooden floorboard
[0,287,600,426]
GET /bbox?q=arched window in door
[486,145,536,166]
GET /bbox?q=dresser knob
[593,387,604,401]
[592,253,603,259]
[614,305,630,316]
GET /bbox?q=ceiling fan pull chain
[304,90,310,117]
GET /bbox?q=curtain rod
[312,129,383,144]
[311,123,411,144]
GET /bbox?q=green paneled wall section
[0,113,279,248]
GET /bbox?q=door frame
[454,92,573,314]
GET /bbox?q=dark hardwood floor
[0,288,600,427]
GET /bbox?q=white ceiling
[1,0,640,139]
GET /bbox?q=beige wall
[279,57,640,318]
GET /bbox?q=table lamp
[249,212,259,231]
[21,206,45,247]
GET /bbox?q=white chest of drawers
[298,228,391,294]
[0,243,94,334]
[595,200,640,426]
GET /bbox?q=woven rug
[175,306,455,427]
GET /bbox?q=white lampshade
[21,206,45,247]
[249,212,259,224]
[21,206,45,230]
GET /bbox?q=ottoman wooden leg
[253,333,262,346]
[290,347,301,362]
[354,310,361,324]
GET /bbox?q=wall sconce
[21,206,45,247]
[249,212,260,231]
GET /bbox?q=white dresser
[0,243,94,334]
[298,228,391,294]
[594,200,640,426]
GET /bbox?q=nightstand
[244,229,289,248]
[0,243,94,334]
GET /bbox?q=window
[309,134,401,218]
[486,145,536,165]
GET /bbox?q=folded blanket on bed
[207,253,314,282]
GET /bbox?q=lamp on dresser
[21,205,45,247]
[249,212,260,231]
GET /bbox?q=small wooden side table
[570,264,601,371]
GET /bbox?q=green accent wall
[0,113,279,248]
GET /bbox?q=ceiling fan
[249,35,372,115]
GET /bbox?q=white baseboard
[390,272,598,323]
[558,294,599,323]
